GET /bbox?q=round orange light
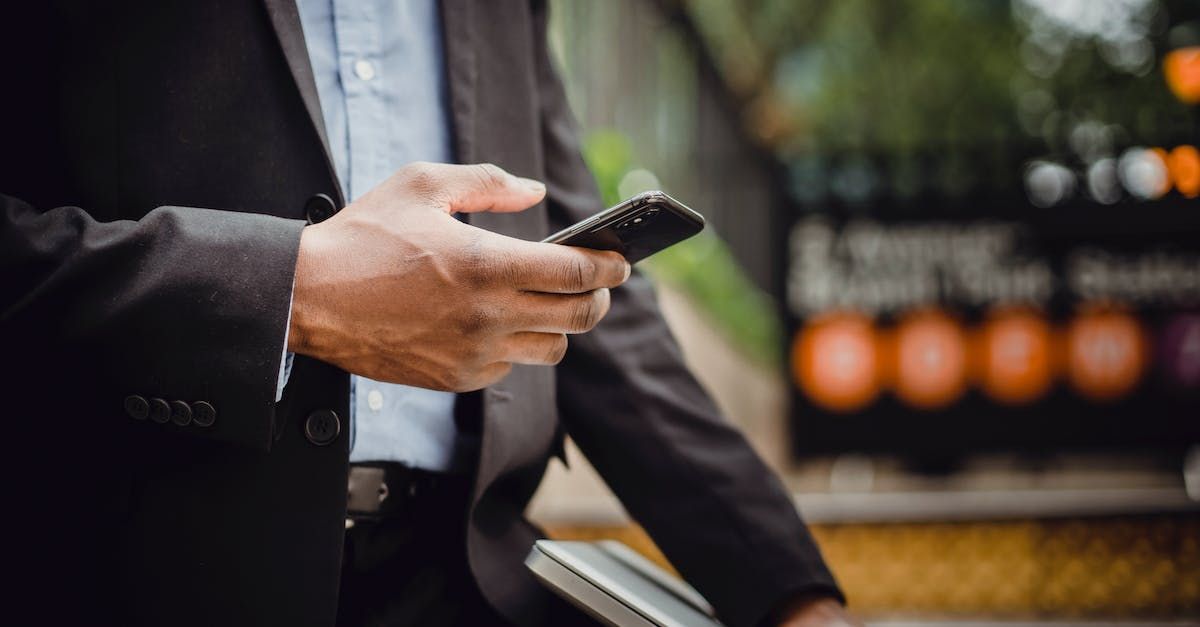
[791,313,880,413]
[1167,145,1200,198]
[1065,309,1148,402]
[891,310,968,410]
[1164,47,1200,105]
[976,308,1055,405]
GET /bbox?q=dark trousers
[336,464,510,627]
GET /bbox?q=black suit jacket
[0,1,841,625]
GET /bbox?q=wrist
[287,224,325,356]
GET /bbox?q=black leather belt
[346,462,473,525]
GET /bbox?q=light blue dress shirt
[285,0,475,472]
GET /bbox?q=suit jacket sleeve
[529,4,843,626]
[0,193,304,451]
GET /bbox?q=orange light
[1167,145,1200,198]
[1164,47,1200,105]
[791,312,880,413]
[1065,309,1148,402]
[975,308,1056,405]
[890,310,968,410]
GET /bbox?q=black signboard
[777,0,1200,460]
[784,152,1200,457]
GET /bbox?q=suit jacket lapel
[261,0,344,203]
[440,1,558,513]
[441,0,478,167]
[441,0,498,503]
[443,0,545,246]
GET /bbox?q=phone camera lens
[618,209,656,231]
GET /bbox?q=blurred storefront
[532,0,1200,623]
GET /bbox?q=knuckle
[485,246,520,286]
[569,296,601,332]
[460,235,496,287]
[561,256,597,292]
[399,161,440,199]
[457,303,495,336]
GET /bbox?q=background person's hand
[287,161,630,392]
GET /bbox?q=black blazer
[0,1,841,625]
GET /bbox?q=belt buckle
[346,466,390,528]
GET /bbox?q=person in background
[0,1,860,626]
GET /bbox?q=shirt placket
[333,0,387,202]
[331,0,388,453]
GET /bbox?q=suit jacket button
[148,398,170,424]
[304,410,341,446]
[124,395,149,420]
[304,193,338,224]
[191,401,216,428]
[170,400,193,426]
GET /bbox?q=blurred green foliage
[688,0,1197,153]
[580,130,632,205]
[582,131,783,365]
[556,0,1200,368]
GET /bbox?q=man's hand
[772,595,863,627]
[287,161,630,392]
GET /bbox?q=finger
[500,238,631,294]
[508,289,611,334]
[503,332,570,366]
[401,161,546,214]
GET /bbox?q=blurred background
[526,0,1200,624]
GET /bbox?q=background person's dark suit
[0,1,841,625]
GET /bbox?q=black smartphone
[541,191,705,263]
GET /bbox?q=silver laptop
[525,540,725,627]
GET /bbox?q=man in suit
[1,1,858,626]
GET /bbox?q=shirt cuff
[275,280,296,402]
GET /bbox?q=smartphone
[541,191,705,263]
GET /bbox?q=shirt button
[353,59,376,81]
[367,389,384,412]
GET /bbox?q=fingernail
[517,176,545,193]
[623,261,632,281]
